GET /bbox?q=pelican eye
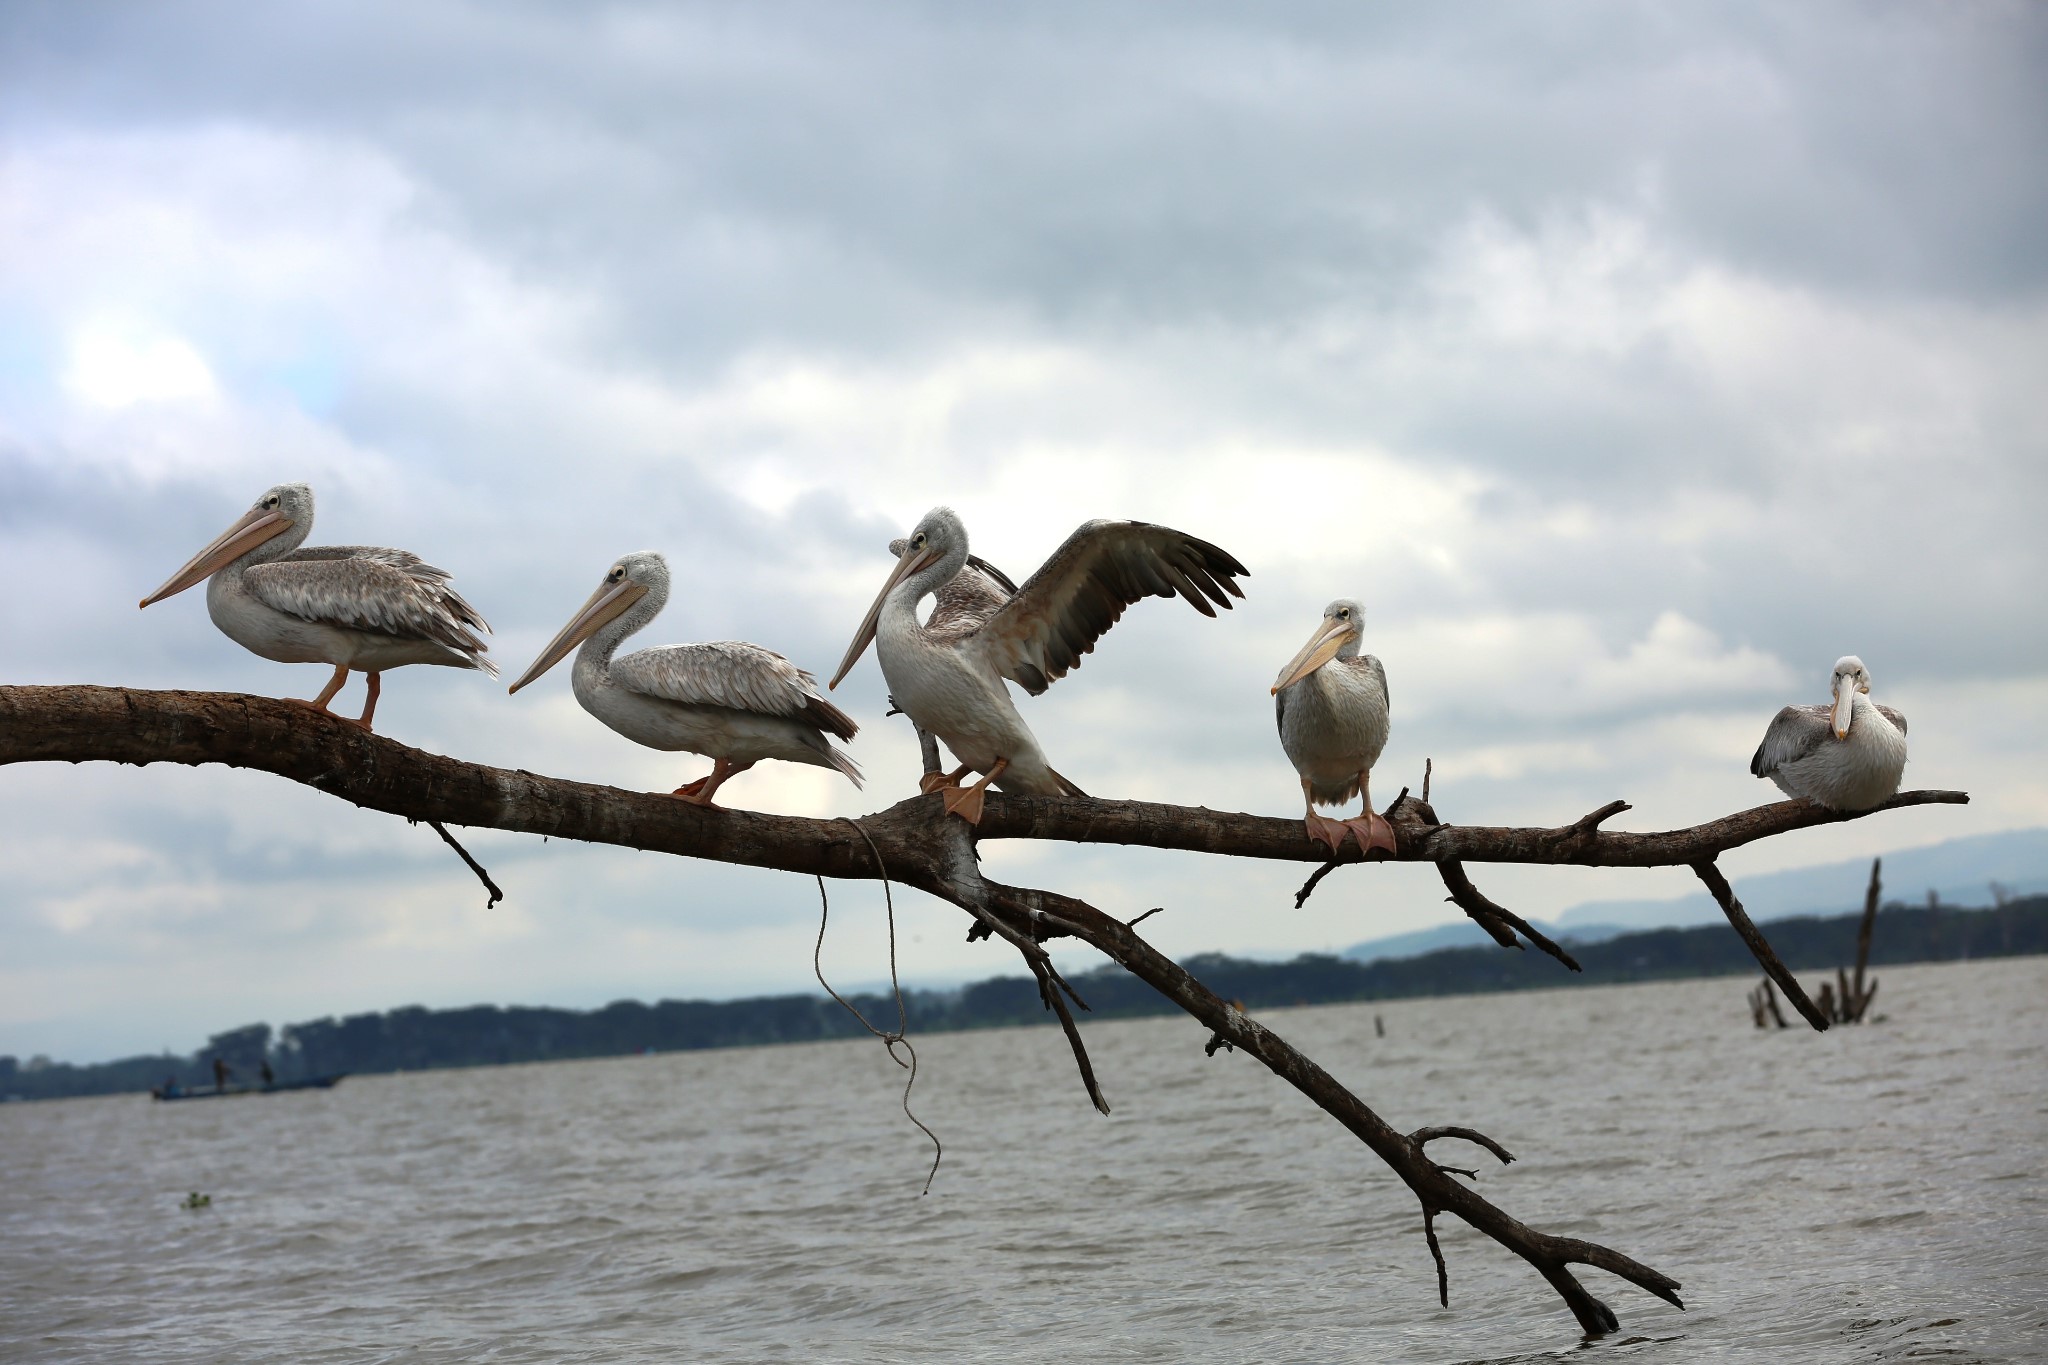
[609,567,625,582]
[1337,608,1350,619]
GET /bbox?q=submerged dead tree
[1749,856,1885,1028]
[1837,856,1884,1023]
[0,685,1970,1338]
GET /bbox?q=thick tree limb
[0,684,1969,1337]
[0,687,1964,877]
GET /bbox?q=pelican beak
[1271,619,1351,695]
[140,506,295,608]
[1831,672,1856,739]
[508,578,648,694]
[829,544,938,690]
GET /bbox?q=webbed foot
[1304,812,1351,856]
[1340,811,1399,857]
[938,758,1009,825]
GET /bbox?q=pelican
[508,551,859,806]
[1750,655,1907,811]
[1272,599,1395,856]
[832,506,1249,822]
[139,482,494,729]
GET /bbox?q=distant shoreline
[7,896,2043,1103]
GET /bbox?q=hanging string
[814,818,942,1195]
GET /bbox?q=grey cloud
[6,2,2043,366]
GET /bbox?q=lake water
[3,958,2044,1363]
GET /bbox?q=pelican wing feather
[965,520,1248,695]
[1750,702,1909,777]
[245,547,494,672]
[1346,654,1388,705]
[612,641,858,741]
[891,538,1019,647]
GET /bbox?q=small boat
[150,1074,348,1102]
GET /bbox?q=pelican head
[1829,654,1872,739]
[141,482,312,608]
[1272,599,1365,695]
[508,551,669,694]
[830,506,969,690]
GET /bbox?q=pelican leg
[353,672,383,731]
[1338,772,1399,857]
[672,758,755,807]
[1301,778,1350,856]
[941,758,1009,825]
[296,664,351,716]
[920,763,973,795]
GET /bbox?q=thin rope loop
[814,818,942,1195]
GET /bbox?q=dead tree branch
[1400,794,1582,971]
[0,683,1971,1337]
[1,686,1963,876]
[1412,1126,1517,1305]
[1849,857,1882,1022]
[1002,878,1684,1334]
[423,819,504,908]
[1692,860,1829,1031]
[1749,977,1790,1029]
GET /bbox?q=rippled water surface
[4,958,2045,1363]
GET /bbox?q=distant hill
[1341,919,1566,963]
[1551,828,2048,930]
[1344,828,2048,963]
[7,895,2043,1103]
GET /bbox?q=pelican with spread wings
[831,506,1248,822]
[139,482,494,730]
[509,552,859,806]
[1750,655,1907,811]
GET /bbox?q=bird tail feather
[826,745,864,790]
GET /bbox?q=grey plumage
[510,551,861,801]
[835,507,1246,807]
[1750,656,1909,811]
[1271,597,1396,856]
[1277,653,1390,806]
[966,518,1248,696]
[610,640,856,742]
[889,539,1020,654]
[139,483,497,732]
[245,545,494,674]
[1750,702,1908,778]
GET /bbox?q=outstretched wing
[966,520,1248,695]
[1750,704,1829,778]
[892,538,1019,647]
[611,641,857,741]
[247,546,494,671]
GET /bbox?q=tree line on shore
[7,894,2043,1103]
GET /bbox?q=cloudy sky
[4,3,2044,1062]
